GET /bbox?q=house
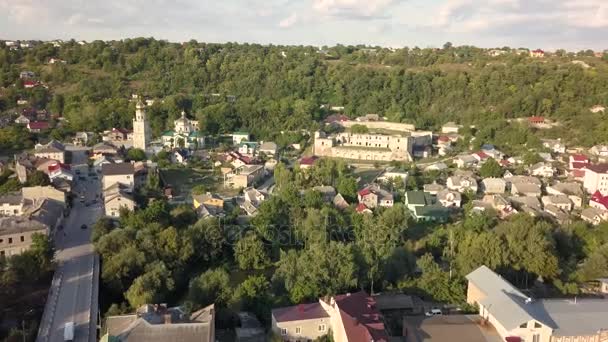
[355,203,373,214]
[581,207,608,225]
[20,71,35,79]
[193,192,225,217]
[102,163,135,191]
[14,115,30,125]
[357,184,393,208]
[473,151,490,163]
[569,154,590,169]
[446,175,478,193]
[529,162,555,178]
[530,49,545,57]
[172,150,189,165]
[483,194,517,218]
[424,162,448,171]
[299,156,318,170]
[259,142,278,158]
[454,154,477,168]
[47,162,73,182]
[239,188,266,216]
[377,169,409,186]
[598,278,608,294]
[546,182,584,208]
[22,186,66,204]
[423,182,445,195]
[233,132,251,145]
[333,193,349,210]
[224,164,265,189]
[583,164,608,195]
[467,265,608,342]
[437,189,462,208]
[511,182,542,197]
[102,304,215,342]
[238,142,259,156]
[542,139,566,154]
[73,131,93,146]
[509,196,542,215]
[0,217,48,257]
[590,191,608,211]
[481,178,506,194]
[93,143,119,159]
[103,128,132,146]
[26,121,49,132]
[590,145,608,157]
[0,193,29,216]
[404,191,449,222]
[312,186,337,203]
[541,195,572,212]
[271,291,388,342]
[34,140,66,163]
[161,111,204,149]
[590,105,606,113]
[441,122,462,134]
[104,183,135,217]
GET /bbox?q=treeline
[1,39,608,146]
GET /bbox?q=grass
[159,168,216,199]
[353,167,384,186]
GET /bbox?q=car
[80,224,87,229]
[75,170,81,175]
[425,308,443,316]
[78,176,86,181]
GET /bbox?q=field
[159,167,240,201]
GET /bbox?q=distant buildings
[161,111,204,149]
[530,49,545,58]
[404,191,449,222]
[132,101,151,151]
[583,164,608,195]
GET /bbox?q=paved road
[37,168,102,342]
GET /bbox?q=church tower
[133,100,151,151]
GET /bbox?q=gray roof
[0,193,23,205]
[259,141,278,151]
[512,182,541,195]
[102,163,134,176]
[548,182,583,196]
[467,266,608,336]
[0,216,48,236]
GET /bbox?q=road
[37,166,102,342]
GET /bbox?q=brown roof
[102,163,134,176]
[333,291,388,342]
[585,164,608,174]
[272,302,329,323]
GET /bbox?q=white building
[161,111,205,149]
[583,164,608,195]
[446,175,478,193]
[132,101,151,151]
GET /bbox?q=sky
[1,0,608,51]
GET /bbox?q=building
[239,188,267,216]
[103,128,133,147]
[590,145,608,158]
[47,162,74,182]
[224,164,265,189]
[271,291,388,342]
[454,154,478,168]
[232,132,250,145]
[511,182,542,197]
[546,182,584,208]
[541,195,572,212]
[22,186,66,204]
[376,169,409,186]
[584,164,608,195]
[238,142,259,156]
[466,265,608,342]
[259,141,278,158]
[102,304,215,342]
[598,279,608,294]
[193,193,225,217]
[441,122,462,134]
[589,191,608,211]
[542,139,566,154]
[530,49,545,57]
[313,130,413,162]
[104,183,135,217]
[423,182,445,195]
[0,217,48,257]
[102,163,135,191]
[446,175,478,193]
[437,189,462,207]
[14,115,30,125]
[312,186,337,203]
[482,178,506,194]
[161,111,205,149]
[93,142,119,159]
[404,191,449,222]
[299,156,318,170]
[27,121,49,132]
[333,193,350,210]
[530,163,555,178]
[580,207,608,225]
[0,193,28,216]
[132,101,151,151]
[357,184,393,209]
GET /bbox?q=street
[37,166,102,342]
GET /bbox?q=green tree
[350,124,369,134]
[126,262,175,308]
[188,268,232,308]
[479,158,503,178]
[234,232,270,270]
[127,148,147,161]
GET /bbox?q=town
[1,30,608,342]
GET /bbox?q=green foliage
[350,124,369,134]
[126,148,147,162]
[26,170,51,186]
[234,232,270,270]
[126,261,175,308]
[479,158,503,178]
[188,268,232,308]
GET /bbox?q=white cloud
[279,13,298,28]
[312,0,397,19]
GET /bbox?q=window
[318,324,326,332]
[295,327,301,335]
[534,322,542,328]
[280,328,287,336]
[8,238,12,244]
[532,334,540,342]
[519,323,527,328]
[20,236,24,242]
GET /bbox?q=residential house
[239,188,266,216]
[481,178,506,194]
[232,132,251,145]
[529,162,555,178]
[581,207,608,225]
[546,182,584,208]
[171,150,189,165]
[446,175,478,193]
[0,194,28,216]
[94,156,114,173]
[22,186,66,204]
[357,184,393,209]
[530,49,545,57]
[102,304,215,342]
[511,182,542,197]
[102,163,135,191]
[238,142,259,156]
[424,162,448,172]
[473,151,490,164]
[103,128,132,147]
[542,139,566,154]
[509,196,542,216]
[467,265,608,342]
[271,291,388,342]
[259,142,278,158]
[590,145,608,157]
[27,121,49,132]
[14,115,30,125]
[104,183,135,217]
[583,164,608,195]
[73,131,93,146]
[193,193,225,217]
[589,191,608,211]
[47,162,74,182]
[355,203,373,214]
[482,194,517,218]
[453,154,477,168]
[312,186,337,203]
[423,182,445,195]
[507,175,542,188]
[224,164,265,189]
[481,145,504,160]
[333,194,349,210]
[20,71,35,79]
[437,189,462,208]
[404,191,449,222]
[541,195,572,212]
[377,169,409,186]
[441,122,461,134]
[0,217,48,257]
[299,156,318,170]
[93,142,119,159]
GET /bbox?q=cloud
[312,0,398,19]
[279,13,298,28]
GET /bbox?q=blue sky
[1,0,607,50]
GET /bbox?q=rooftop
[102,163,135,176]
[586,164,608,174]
[272,302,330,323]
[0,216,48,236]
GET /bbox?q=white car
[425,308,443,316]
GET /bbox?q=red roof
[572,169,586,178]
[23,80,38,87]
[475,151,489,159]
[48,162,70,172]
[299,156,318,166]
[325,114,349,123]
[112,127,131,134]
[272,302,330,323]
[532,49,544,54]
[528,116,545,124]
[506,337,522,342]
[571,154,589,162]
[28,121,49,130]
[500,159,510,166]
[437,136,450,143]
[586,164,608,174]
[355,203,369,213]
[570,162,588,170]
[358,188,372,197]
[591,191,608,210]
[334,291,388,342]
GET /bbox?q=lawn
[159,168,216,200]
[353,167,384,186]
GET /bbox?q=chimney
[164,314,172,324]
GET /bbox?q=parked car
[425,308,443,316]
[80,224,87,229]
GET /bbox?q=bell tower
[133,100,151,151]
